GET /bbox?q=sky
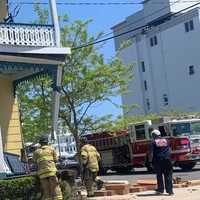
[12,0,143,118]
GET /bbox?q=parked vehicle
[129,117,200,172]
[56,156,80,176]
[84,117,200,173]
[83,131,132,174]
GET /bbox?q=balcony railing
[0,23,56,47]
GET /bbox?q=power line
[9,1,144,5]
[10,0,200,50]
[72,0,179,48]
[9,1,200,6]
[9,0,177,47]
[10,0,199,41]
[72,1,200,50]
[98,0,179,40]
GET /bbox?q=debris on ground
[77,178,200,199]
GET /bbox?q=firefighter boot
[96,178,104,190]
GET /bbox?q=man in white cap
[149,129,174,196]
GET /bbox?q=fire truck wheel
[178,162,196,171]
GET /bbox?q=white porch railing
[0,23,56,47]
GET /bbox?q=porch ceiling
[0,46,71,65]
[0,45,71,93]
[0,60,56,81]
[0,68,38,79]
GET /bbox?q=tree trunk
[73,131,85,182]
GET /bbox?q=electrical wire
[9,1,144,5]
[9,0,199,41]
[8,0,200,50]
[97,0,179,40]
[72,1,200,50]
[8,0,200,6]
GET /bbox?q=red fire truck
[84,117,200,173]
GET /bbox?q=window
[171,123,190,136]
[185,20,194,32]
[146,98,150,110]
[189,20,194,30]
[150,37,154,47]
[184,22,189,32]
[163,94,168,106]
[144,80,148,91]
[135,124,146,140]
[154,36,157,45]
[189,65,195,75]
[150,35,158,47]
[141,61,145,72]
[158,126,168,137]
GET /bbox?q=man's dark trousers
[154,158,173,194]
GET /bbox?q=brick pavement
[88,186,200,200]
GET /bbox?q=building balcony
[0,22,70,67]
[0,22,56,47]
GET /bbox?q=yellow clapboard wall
[0,75,22,155]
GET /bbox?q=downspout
[49,0,63,157]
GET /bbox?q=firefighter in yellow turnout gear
[80,137,103,197]
[33,136,63,200]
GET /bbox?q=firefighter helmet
[39,135,49,145]
[151,129,161,137]
[80,137,88,144]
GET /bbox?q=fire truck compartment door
[101,150,113,167]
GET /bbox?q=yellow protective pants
[40,176,63,200]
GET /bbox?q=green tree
[17,4,134,151]
[59,17,133,152]
[17,77,53,142]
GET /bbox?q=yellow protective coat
[81,144,100,172]
[33,145,58,179]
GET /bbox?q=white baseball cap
[151,129,161,136]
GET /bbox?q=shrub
[0,174,77,200]
[0,176,40,200]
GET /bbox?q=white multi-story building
[52,133,77,158]
[112,0,200,116]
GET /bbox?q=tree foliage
[17,4,134,147]
[17,77,53,142]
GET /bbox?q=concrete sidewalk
[88,185,200,200]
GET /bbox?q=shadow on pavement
[137,193,169,197]
[101,165,200,176]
